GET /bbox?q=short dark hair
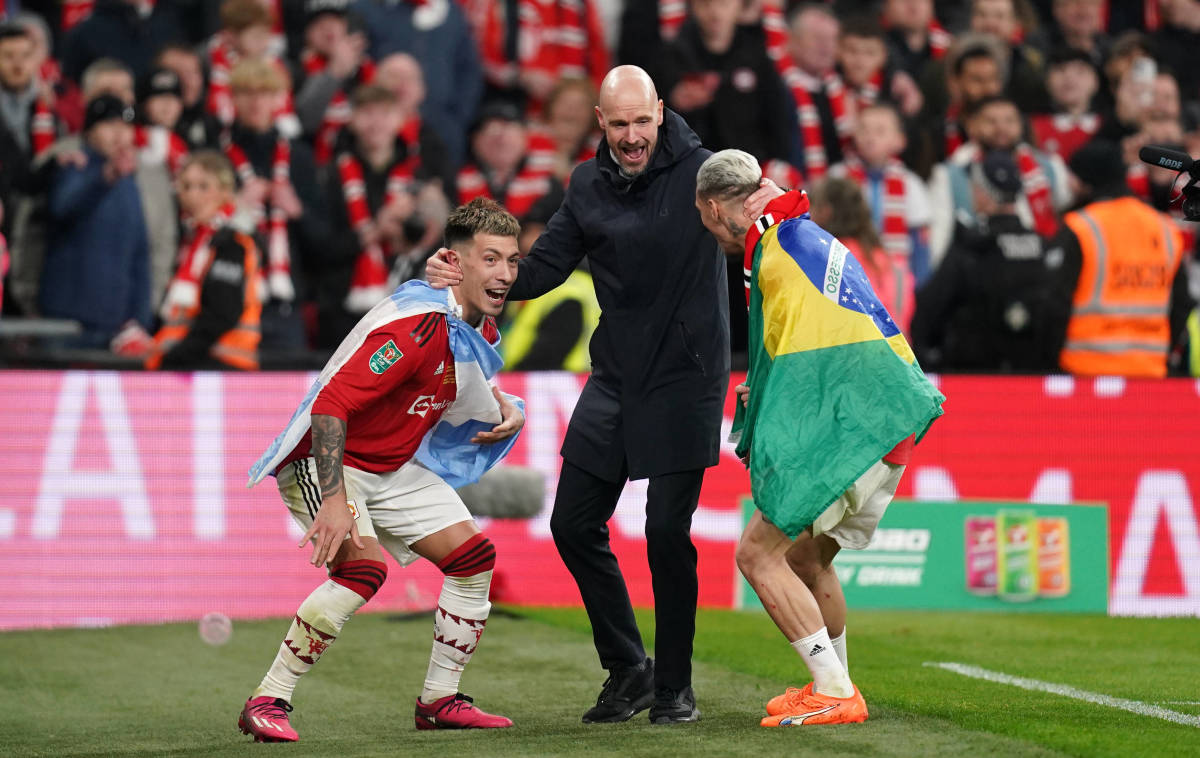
[839,15,885,41]
[954,45,1001,78]
[350,83,397,109]
[0,23,29,44]
[444,197,520,249]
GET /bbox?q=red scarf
[207,40,238,127]
[31,97,55,157]
[842,156,911,260]
[928,20,952,59]
[225,137,294,302]
[337,137,420,313]
[456,130,555,218]
[301,51,377,166]
[134,125,189,176]
[160,203,235,319]
[744,190,811,304]
[850,69,884,115]
[659,0,687,42]
[785,67,851,181]
[1013,143,1058,238]
[62,0,157,31]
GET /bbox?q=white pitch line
[923,662,1200,728]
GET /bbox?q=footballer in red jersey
[239,199,524,741]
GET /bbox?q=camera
[1138,145,1200,222]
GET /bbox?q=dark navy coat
[509,109,730,481]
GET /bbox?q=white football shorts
[810,460,906,550]
[277,457,473,566]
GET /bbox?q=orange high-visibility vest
[1060,196,1182,378]
[147,232,262,370]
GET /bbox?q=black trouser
[550,459,703,691]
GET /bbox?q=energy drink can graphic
[964,516,997,595]
[1037,517,1071,597]
[997,510,1038,602]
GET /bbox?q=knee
[735,536,774,581]
[785,550,823,587]
[438,534,497,577]
[643,512,689,548]
[329,558,388,601]
[550,507,594,548]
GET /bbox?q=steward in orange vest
[147,152,262,370]
[1054,141,1193,378]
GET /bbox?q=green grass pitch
[1,607,1197,757]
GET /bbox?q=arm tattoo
[310,414,347,499]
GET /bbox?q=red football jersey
[281,312,457,474]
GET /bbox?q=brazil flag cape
[730,192,945,538]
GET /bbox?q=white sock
[791,627,854,698]
[421,570,493,703]
[830,628,848,673]
[255,580,366,701]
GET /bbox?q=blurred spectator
[456,100,558,220]
[657,0,796,164]
[135,67,189,175]
[147,150,261,370]
[1029,47,1101,161]
[294,0,374,166]
[317,83,449,347]
[838,15,923,119]
[831,102,934,285]
[500,188,600,372]
[970,0,1050,112]
[1152,0,1200,108]
[1097,30,1153,118]
[0,22,56,237]
[225,58,327,350]
[1031,0,1109,67]
[156,44,222,150]
[39,94,150,348]
[540,77,600,183]
[1054,139,1193,377]
[353,0,484,168]
[923,34,1007,171]
[1097,51,1158,144]
[60,0,185,84]
[929,95,1072,265]
[208,0,298,137]
[372,52,455,192]
[13,11,84,133]
[778,3,848,180]
[809,175,916,334]
[881,0,952,83]
[911,149,1069,372]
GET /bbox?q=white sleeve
[927,164,955,269]
[903,169,933,228]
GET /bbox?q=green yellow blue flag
[731,206,945,538]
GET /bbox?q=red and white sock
[255,560,386,701]
[421,535,496,702]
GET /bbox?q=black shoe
[581,658,655,723]
[648,685,700,724]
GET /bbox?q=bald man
[429,65,778,724]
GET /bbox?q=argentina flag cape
[248,281,523,489]
[731,192,944,538]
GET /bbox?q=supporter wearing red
[809,176,917,335]
[353,0,484,168]
[207,0,298,137]
[319,84,450,347]
[135,67,189,176]
[656,0,798,166]
[929,95,1072,267]
[39,94,151,349]
[225,58,328,351]
[11,11,82,133]
[238,197,524,741]
[292,0,375,166]
[776,4,849,181]
[0,23,56,244]
[456,99,558,221]
[156,44,222,150]
[146,150,261,371]
[1030,47,1102,162]
[969,0,1050,113]
[911,149,1072,373]
[372,52,455,192]
[60,0,185,84]
[920,34,1006,171]
[1053,139,1194,377]
[880,0,953,85]
[837,15,924,120]
[831,102,934,285]
[540,77,600,183]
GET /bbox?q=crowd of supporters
[0,0,1197,375]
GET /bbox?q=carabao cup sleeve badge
[369,339,404,374]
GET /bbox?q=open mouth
[484,288,508,305]
[620,143,646,164]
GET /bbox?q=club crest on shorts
[369,340,403,374]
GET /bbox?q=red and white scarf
[785,67,851,181]
[160,203,235,318]
[850,69,884,116]
[659,0,687,42]
[225,137,294,301]
[456,129,556,218]
[300,51,377,166]
[134,125,189,176]
[337,141,420,313]
[842,156,911,259]
[206,39,296,131]
[30,97,55,157]
[1013,143,1058,238]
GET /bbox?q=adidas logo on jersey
[434,361,444,375]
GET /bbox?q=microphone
[1138,145,1197,176]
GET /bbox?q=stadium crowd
[0,0,1197,375]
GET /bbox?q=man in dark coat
[428,65,783,724]
[60,0,186,84]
